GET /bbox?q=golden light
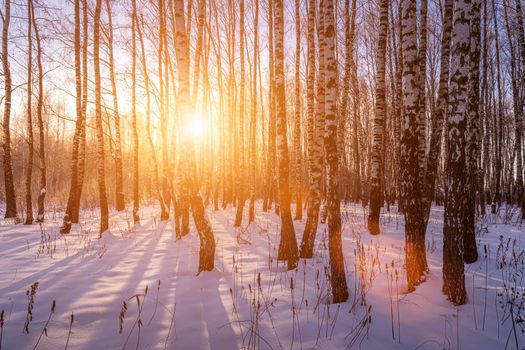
[186,117,205,139]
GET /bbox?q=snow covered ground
[0,202,524,349]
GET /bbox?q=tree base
[367,217,380,235]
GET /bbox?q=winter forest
[0,0,525,348]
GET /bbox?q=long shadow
[0,218,166,349]
[79,215,220,349]
[75,220,170,348]
[0,222,158,297]
[134,211,242,349]
[202,215,240,349]
[0,214,159,292]
[202,272,240,350]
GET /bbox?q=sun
[186,117,205,139]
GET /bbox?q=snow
[0,202,523,349]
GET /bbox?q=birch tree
[339,0,354,201]
[515,1,525,211]
[274,0,299,270]
[2,0,17,219]
[93,0,110,235]
[443,0,471,305]
[349,0,361,202]
[417,0,428,172]
[400,0,427,291]
[158,0,171,223]
[32,0,45,222]
[324,0,349,303]
[25,0,34,225]
[264,0,277,213]
[367,0,389,236]
[505,0,525,210]
[60,0,84,233]
[300,0,322,258]
[131,0,140,224]
[249,0,259,223]
[73,0,89,225]
[464,0,482,264]
[105,0,125,212]
[234,0,246,227]
[293,0,302,220]
[491,0,503,209]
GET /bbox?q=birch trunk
[324,0,349,302]
[73,0,88,224]
[300,0,322,258]
[367,0,389,235]
[234,0,246,227]
[480,0,489,216]
[417,0,428,176]
[443,0,471,305]
[339,0,355,203]
[60,0,83,232]
[509,0,525,210]
[491,0,503,208]
[293,0,302,220]
[131,0,140,223]
[248,0,259,223]
[32,0,45,222]
[400,0,428,291]
[93,0,109,235]
[105,0,125,212]
[274,0,299,270]
[464,0,482,264]
[349,0,361,203]
[264,0,277,213]
[159,0,171,223]
[25,0,34,225]
[2,0,16,219]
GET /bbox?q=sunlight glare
[186,117,205,139]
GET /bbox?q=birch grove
[1,0,525,306]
